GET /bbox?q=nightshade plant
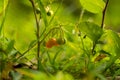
[0,0,120,80]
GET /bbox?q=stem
[79,9,85,24]
[92,0,109,54]
[29,0,41,70]
[76,9,85,36]
[52,48,61,65]
[46,51,52,64]
[91,41,97,54]
[101,0,109,28]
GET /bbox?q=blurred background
[0,0,120,52]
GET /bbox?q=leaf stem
[101,0,109,28]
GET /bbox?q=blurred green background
[0,0,120,52]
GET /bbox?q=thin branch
[101,0,109,28]
[29,0,41,70]
[92,0,109,54]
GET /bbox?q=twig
[29,0,41,70]
[92,0,109,54]
[101,0,109,28]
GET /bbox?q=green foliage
[1,0,120,80]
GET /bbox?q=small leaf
[79,22,103,41]
[79,0,105,13]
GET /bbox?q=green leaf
[79,0,105,13]
[15,68,49,80]
[79,22,103,41]
[97,30,120,72]
[101,30,120,56]
[37,0,48,27]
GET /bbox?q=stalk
[92,0,109,54]
[29,0,41,70]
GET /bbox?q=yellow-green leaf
[80,0,105,13]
